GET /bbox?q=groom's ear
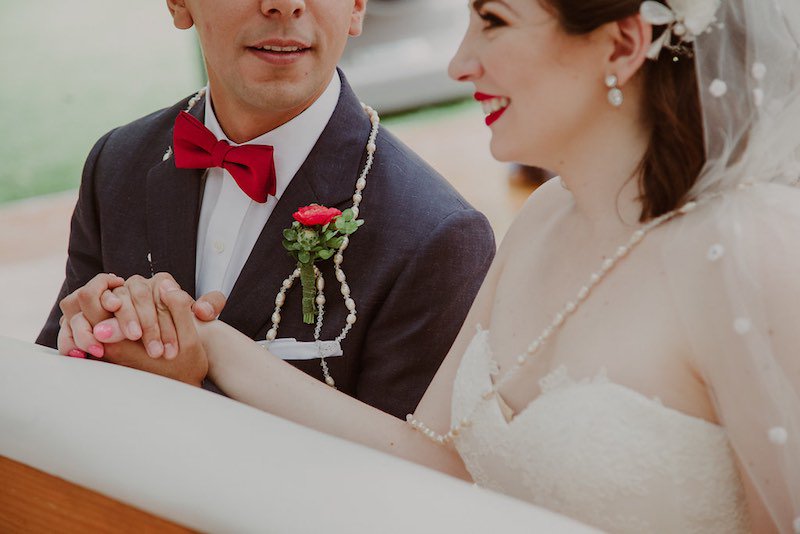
[348,0,368,37]
[166,0,195,30]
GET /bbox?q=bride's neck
[556,111,650,233]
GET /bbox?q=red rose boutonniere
[283,204,364,323]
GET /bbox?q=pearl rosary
[155,90,380,389]
[264,104,381,388]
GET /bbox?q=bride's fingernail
[68,349,86,359]
[164,343,177,360]
[88,345,105,358]
[147,340,164,358]
[95,323,114,340]
[128,322,142,340]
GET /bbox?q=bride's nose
[449,38,483,82]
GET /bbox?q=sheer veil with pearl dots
[656,0,800,530]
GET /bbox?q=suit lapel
[145,97,206,296]
[222,74,372,337]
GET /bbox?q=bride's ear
[166,0,195,30]
[604,14,653,86]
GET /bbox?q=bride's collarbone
[486,263,716,424]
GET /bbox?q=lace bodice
[451,330,750,533]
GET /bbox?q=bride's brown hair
[542,0,706,221]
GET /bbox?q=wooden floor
[0,456,193,533]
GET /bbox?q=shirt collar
[202,72,342,197]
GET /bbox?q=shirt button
[213,240,225,254]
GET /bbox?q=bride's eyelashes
[478,10,507,30]
[471,0,509,30]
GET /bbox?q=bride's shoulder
[499,177,571,252]
[664,182,800,241]
[660,182,800,297]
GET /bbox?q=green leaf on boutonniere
[282,203,365,324]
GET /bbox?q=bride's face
[449,0,609,168]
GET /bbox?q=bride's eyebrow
[471,0,518,15]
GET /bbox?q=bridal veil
[662,0,800,530]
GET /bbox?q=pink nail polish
[88,345,105,358]
[95,323,114,340]
[68,349,87,359]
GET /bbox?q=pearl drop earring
[605,74,624,108]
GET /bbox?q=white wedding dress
[451,329,750,533]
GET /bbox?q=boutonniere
[265,103,380,389]
[283,205,364,324]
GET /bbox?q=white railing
[0,337,596,533]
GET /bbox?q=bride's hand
[58,272,225,360]
[97,273,225,359]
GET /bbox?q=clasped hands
[57,273,225,386]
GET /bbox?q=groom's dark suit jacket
[37,75,495,418]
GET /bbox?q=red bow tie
[172,111,277,203]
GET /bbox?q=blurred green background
[0,1,467,205]
[0,1,201,204]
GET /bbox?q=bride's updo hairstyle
[541,0,705,221]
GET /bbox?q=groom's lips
[247,38,312,66]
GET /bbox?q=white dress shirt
[195,73,341,298]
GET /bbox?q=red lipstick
[475,92,510,126]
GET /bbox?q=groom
[36,0,495,419]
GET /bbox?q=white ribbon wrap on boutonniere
[640,0,721,59]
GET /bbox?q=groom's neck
[207,72,334,144]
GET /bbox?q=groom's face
[169,0,366,134]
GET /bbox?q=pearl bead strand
[264,104,380,387]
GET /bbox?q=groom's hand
[57,272,225,360]
[101,273,225,359]
[70,281,210,386]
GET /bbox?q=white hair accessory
[640,0,721,59]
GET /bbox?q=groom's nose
[260,0,306,19]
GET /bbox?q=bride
[69,0,799,531]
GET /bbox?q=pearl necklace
[265,104,381,388]
[408,190,729,445]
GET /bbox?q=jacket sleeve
[36,129,116,349]
[354,207,496,419]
